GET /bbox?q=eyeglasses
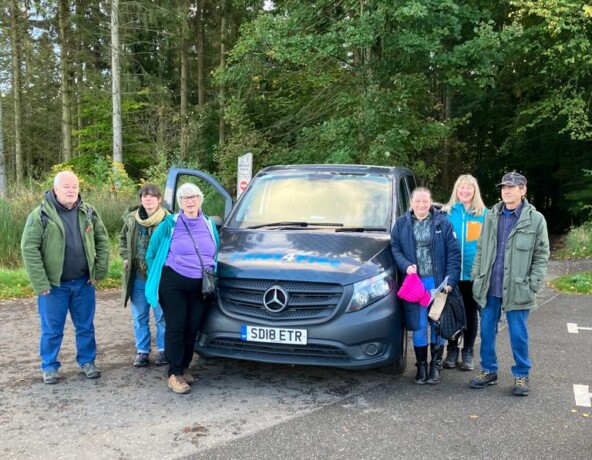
[180,195,200,202]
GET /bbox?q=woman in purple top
[145,182,219,394]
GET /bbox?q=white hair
[54,171,78,187]
[176,182,204,209]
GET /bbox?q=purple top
[165,212,216,279]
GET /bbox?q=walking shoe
[155,351,168,366]
[513,377,529,396]
[443,346,459,369]
[81,362,101,379]
[133,352,149,367]
[42,369,60,384]
[469,371,498,389]
[183,368,197,385]
[460,348,475,371]
[168,374,190,394]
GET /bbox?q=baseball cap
[497,172,527,187]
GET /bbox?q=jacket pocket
[514,276,535,305]
[515,231,535,250]
[472,274,486,297]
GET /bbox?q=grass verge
[549,272,592,295]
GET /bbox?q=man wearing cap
[469,172,549,396]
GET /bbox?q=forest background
[0,1,591,272]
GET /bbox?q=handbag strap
[180,215,206,270]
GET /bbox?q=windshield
[227,172,393,230]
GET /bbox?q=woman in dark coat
[390,187,461,384]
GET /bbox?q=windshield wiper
[246,222,344,229]
[334,227,387,233]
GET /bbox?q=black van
[164,164,417,374]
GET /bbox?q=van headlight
[345,271,394,313]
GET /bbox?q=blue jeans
[130,275,165,353]
[38,276,96,372]
[480,296,531,378]
[412,276,446,348]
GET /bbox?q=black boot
[414,346,428,384]
[427,344,444,385]
[443,341,459,369]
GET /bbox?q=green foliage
[549,272,592,295]
[0,194,39,268]
[556,222,592,259]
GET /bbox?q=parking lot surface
[1,259,590,459]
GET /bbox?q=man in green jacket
[21,171,110,384]
[470,172,549,396]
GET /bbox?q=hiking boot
[513,377,529,396]
[168,374,190,394]
[42,369,59,384]
[133,352,149,367]
[155,351,168,366]
[443,346,459,369]
[460,348,475,371]
[183,369,197,385]
[81,362,101,379]
[470,371,498,389]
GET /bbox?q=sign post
[237,152,253,198]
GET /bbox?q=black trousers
[457,280,479,349]
[159,266,209,376]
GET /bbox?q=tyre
[381,328,408,375]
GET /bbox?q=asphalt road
[1,259,590,459]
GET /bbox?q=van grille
[218,278,344,320]
[207,338,350,360]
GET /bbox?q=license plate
[241,325,307,345]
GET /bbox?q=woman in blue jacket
[145,183,219,394]
[391,187,461,384]
[442,175,487,371]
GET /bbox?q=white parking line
[567,323,592,333]
[573,385,592,407]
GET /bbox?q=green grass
[549,272,592,295]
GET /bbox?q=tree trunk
[442,89,453,191]
[0,96,6,197]
[219,5,227,145]
[196,0,205,108]
[179,0,189,160]
[58,0,73,161]
[9,0,24,187]
[111,0,123,163]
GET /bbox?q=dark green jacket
[118,205,169,307]
[21,196,110,295]
[472,199,550,311]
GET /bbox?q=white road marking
[567,323,592,333]
[573,385,592,407]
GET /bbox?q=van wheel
[381,328,408,375]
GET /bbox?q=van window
[397,176,411,216]
[229,172,392,229]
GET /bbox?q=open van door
[164,168,233,225]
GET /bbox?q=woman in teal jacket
[442,175,487,371]
[145,183,219,395]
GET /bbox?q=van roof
[260,164,413,175]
